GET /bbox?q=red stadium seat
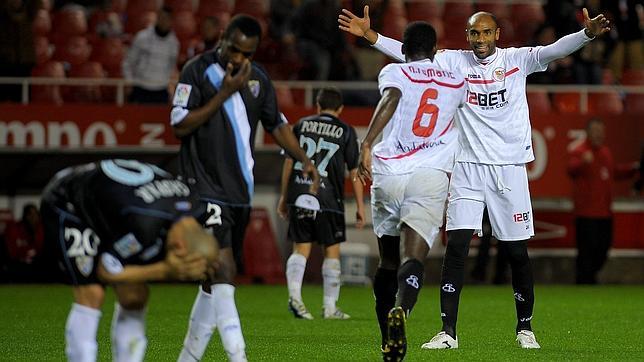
[511,3,545,24]
[428,17,444,42]
[198,0,234,16]
[234,0,269,17]
[621,69,644,85]
[527,91,552,115]
[624,94,644,114]
[33,9,51,35]
[476,1,510,19]
[31,61,65,105]
[601,68,616,85]
[496,18,516,47]
[66,62,106,103]
[173,11,197,40]
[34,36,52,65]
[52,35,91,66]
[510,3,544,44]
[588,91,623,115]
[406,0,442,21]
[125,11,157,34]
[275,85,295,109]
[90,37,125,76]
[110,0,127,13]
[88,10,123,36]
[387,0,407,19]
[382,13,407,41]
[443,1,473,21]
[165,0,194,12]
[52,7,88,42]
[553,92,580,113]
[127,0,159,17]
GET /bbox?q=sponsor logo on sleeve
[114,233,142,258]
[172,83,192,107]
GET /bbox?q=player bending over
[41,159,217,362]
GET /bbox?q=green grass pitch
[0,284,643,361]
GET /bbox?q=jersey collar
[472,49,498,66]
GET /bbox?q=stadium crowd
[0,0,642,105]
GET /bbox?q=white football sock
[65,303,101,362]
[111,303,147,362]
[178,287,217,362]
[286,253,307,302]
[212,284,246,362]
[322,258,342,311]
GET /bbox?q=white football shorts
[446,162,534,241]
[371,167,449,248]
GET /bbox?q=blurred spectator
[528,23,575,84]
[123,6,178,104]
[0,0,38,103]
[602,0,643,80]
[95,10,124,38]
[567,118,640,284]
[185,16,223,60]
[572,0,607,84]
[351,0,387,81]
[289,0,359,80]
[4,204,45,282]
[270,0,299,41]
[470,208,509,284]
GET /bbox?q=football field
[1,284,642,361]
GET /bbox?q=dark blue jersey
[172,48,285,206]
[42,159,203,266]
[286,113,359,213]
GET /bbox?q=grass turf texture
[0,284,642,361]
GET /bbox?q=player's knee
[445,230,472,259]
[502,240,529,265]
[73,284,105,309]
[116,287,149,310]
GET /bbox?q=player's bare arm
[172,60,252,138]
[357,87,402,184]
[97,251,208,284]
[349,168,365,228]
[338,5,378,44]
[277,158,294,219]
[272,124,321,194]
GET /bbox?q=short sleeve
[510,47,548,75]
[172,62,202,110]
[257,66,285,133]
[344,126,359,171]
[378,64,404,95]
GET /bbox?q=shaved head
[467,12,499,30]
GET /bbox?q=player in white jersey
[341,6,610,350]
[357,21,465,361]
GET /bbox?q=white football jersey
[375,38,550,164]
[372,59,466,175]
[439,48,546,164]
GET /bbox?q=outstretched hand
[583,8,610,38]
[338,5,371,37]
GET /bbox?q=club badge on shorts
[248,80,260,98]
[76,255,94,277]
